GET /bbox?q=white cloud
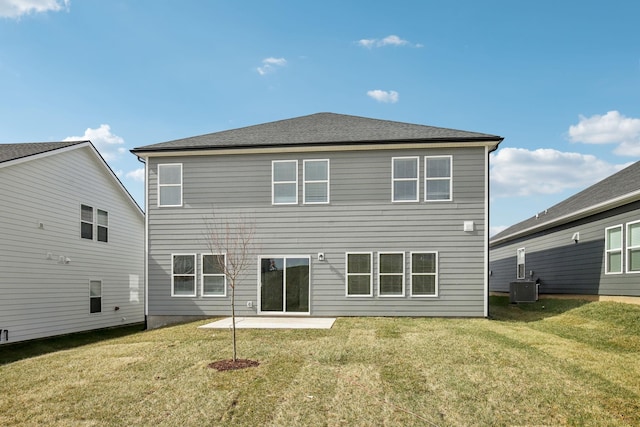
[367,89,399,103]
[379,35,408,47]
[490,147,624,198]
[357,35,421,49]
[568,110,640,156]
[357,38,376,49]
[257,57,287,75]
[0,0,69,18]
[126,167,145,182]
[64,124,125,162]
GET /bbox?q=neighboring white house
[0,141,145,345]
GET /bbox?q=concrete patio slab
[199,317,336,329]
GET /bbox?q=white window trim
[272,160,298,205]
[158,163,183,207]
[516,247,526,279]
[81,205,109,243]
[256,255,311,315]
[424,155,453,202]
[97,209,108,243]
[81,204,94,240]
[410,251,438,298]
[626,220,640,274]
[303,159,330,204]
[378,252,405,297]
[605,225,623,275]
[345,252,373,297]
[392,157,419,203]
[89,279,102,314]
[201,253,227,297]
[171,253,197,297]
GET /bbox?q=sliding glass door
[259,256,309,314]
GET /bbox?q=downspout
[484,146,490,317]
[136,155,149,329]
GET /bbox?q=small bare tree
[203,212,256,362]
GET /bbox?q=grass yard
[1,297,639,426]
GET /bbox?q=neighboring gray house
[490,160,640,301]
[131,113,503,327]
[0,141,145,345]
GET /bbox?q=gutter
[131,137,504,156]
[130,140,504,161]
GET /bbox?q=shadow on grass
[0,324,145,366]
[489,295,592,322]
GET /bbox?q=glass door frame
[257,255,311,315]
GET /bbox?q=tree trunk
[231,282,237,361]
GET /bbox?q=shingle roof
[0,141,86,164]
[491,160,640,245]
[131,112,502,153]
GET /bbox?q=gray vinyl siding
[146,146,488,320]
[489,201,640,296]
[0,146,145,344]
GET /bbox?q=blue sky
[1,0,639,235]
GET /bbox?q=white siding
[0,146,145,344]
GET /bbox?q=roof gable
[132,112,502,153]
[0,141,85,164]
[0,141,144,216]
[491,160,640,244]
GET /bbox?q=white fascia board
[132,140,502,160]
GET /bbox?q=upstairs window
[392,157,419,202]
[158,164,183,207]
[202,254,227,296]
[346,253,373,297]
[272,160,298,204]
[81,205,94,240]
[304,159,329,204]
[172,254,196,296]
[627,221,640,273]
[378,252,405,296]
[81,205,108,242]
[425,156,452,201]
[97,209,108,242]
[411,252,438,297]
[605,225,623,274]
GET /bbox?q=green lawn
[1,297,639,426]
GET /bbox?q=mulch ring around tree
[208,359,260,371]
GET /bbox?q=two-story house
[131,113,503,328]
[0,141,145,344]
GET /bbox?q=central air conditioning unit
[509,281,538,303]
